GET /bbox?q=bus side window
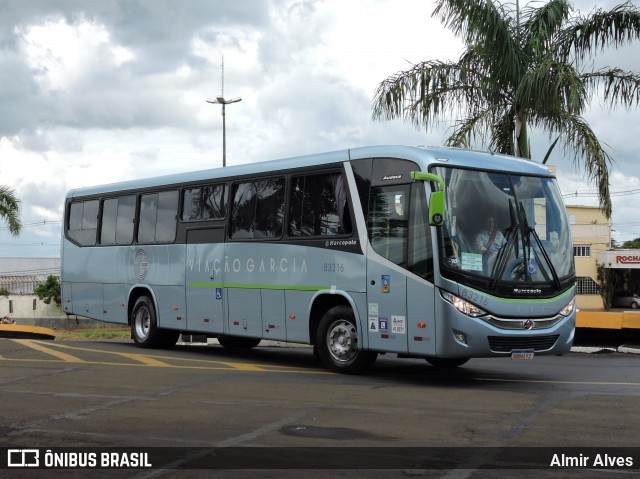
[182,188,203,220]
[100,195,135,245]
[408,183,434,281]
[231,179,284,239]
[288,172,352,237]
[68,200,99,246]
[183,185,226,221]
[368,185,409,266]
[203,185,226,219]
[138,190,178,244]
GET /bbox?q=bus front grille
[488,335,559,353]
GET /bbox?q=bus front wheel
[131,296,178,349]
[316,306,377,374]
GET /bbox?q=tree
[0,185,21,235]
[596,262,626,310]
[622,237,640,248]
[372,0,640,219]
[34,275,61,306]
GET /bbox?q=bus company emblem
[382,175,402,181]
[523,320,534,330]
[324,239,357,248]
[512,288,542,295]
[134,248,149,280]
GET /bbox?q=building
[566,205,640,310]
[0,257,60,295]
[597,249,640,293]
[566,205,611,309]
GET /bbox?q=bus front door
[366,257,408,354]
[185,228,226,334]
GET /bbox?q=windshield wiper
[488,226,516,290]
[488,199,519,290]
[525,224,562,290]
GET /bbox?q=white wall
[0,295,65,320]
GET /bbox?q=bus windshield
[434,166,574,289]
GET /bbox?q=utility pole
[206,56,241,167]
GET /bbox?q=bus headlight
[441,290,487,318]
[559,297,576,317]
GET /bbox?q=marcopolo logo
[324,239,357,248]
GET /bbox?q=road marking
[12,339,86,363]
[115,353,173,367]
[4,340,328,375]
[475,377,640,387]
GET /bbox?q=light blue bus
[61,145,576,373]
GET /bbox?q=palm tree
[0,185,21,235]
[372,0,640,218]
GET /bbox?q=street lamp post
[206,96,241,167]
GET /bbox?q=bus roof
[65,145,555,198]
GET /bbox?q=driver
[475,216,506,271]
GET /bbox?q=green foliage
[373,0,640,219]
[0,185,21,235]
[621,237,640,248]
[596,262,627,310]
[34,275,61,306]
[0,288,9,298]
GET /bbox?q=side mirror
[411,171,445,227]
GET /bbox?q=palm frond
[542,136,561,164]
[522,0,571,58]
[489,107,516,155]
[582,68,640,108]
[0,185,22,236]
[372,59,489,130]
[433,0,523,84]
[539,114,612,217]
[560,2,640,63]
[517,56,586,116]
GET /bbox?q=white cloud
[0,0,639,255]
[19,17,134,91]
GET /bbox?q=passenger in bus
[475,216,506,272]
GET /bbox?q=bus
[61,145,576,373]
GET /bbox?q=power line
[0,219,62,231]
[0,243,60,247]
[563,187,640,198]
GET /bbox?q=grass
[54,328,130,341]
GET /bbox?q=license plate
[511,349,535,360]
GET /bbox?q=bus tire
[217,336,261,349]
[316,306,377,374]
[131,295,164,349]
[426,357,469,368]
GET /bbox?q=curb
[0,324,56,340]
[571,345,640,355]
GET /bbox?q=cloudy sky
[1,0,639,257]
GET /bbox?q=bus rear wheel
[217,336,261,349]
[425,357,469,368]
[316,306,377,374]
[131,296,178,349]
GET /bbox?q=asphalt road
[0,338,639,479]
